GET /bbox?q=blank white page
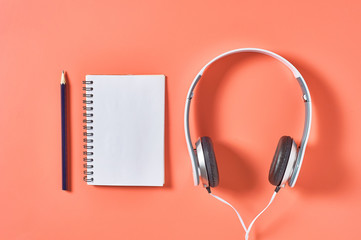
[85,75,165,186]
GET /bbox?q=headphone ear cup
[269,136,295,186]
[200,137,219,188]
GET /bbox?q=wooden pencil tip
[61,71,66,84]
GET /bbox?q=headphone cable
[209,190,248,232]
[208,186,281,240]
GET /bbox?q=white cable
[209,189,279,240]
[245,191,277,240]
[209,193,248,232]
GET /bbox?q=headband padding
[269,136,293,186]
[201,137,219,188]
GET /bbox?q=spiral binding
[82,80,94,182]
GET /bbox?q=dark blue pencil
[61,71,68,190]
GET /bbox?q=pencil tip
[61,71,66,84]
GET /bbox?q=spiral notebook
[83,75,165,186]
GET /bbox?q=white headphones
[184,48,312,190]
[184,48,312,239]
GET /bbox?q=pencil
[61,71,68,190]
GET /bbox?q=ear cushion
[268,136,293,186]
[201,137,219,188]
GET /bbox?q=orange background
[1,0,361,239]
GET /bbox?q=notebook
[83,75,165,186]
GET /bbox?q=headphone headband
[184,48,312,187]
